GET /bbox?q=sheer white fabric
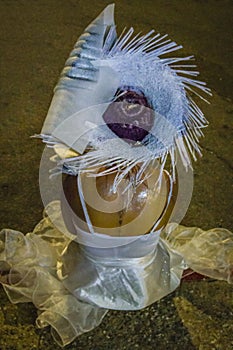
[163,223,233,284]
[0,201,232,346]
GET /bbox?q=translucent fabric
[0,201,232,346]
[162,223,233,284]
[0,202,107,346]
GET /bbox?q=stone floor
[0,1,233,349]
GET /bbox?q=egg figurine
[3,5,232,349]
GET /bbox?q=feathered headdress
[38,4,211,187]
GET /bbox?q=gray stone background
[0,1,232,349]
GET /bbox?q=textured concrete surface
[0,0,233,349]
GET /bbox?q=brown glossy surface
[62,166,176,236]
